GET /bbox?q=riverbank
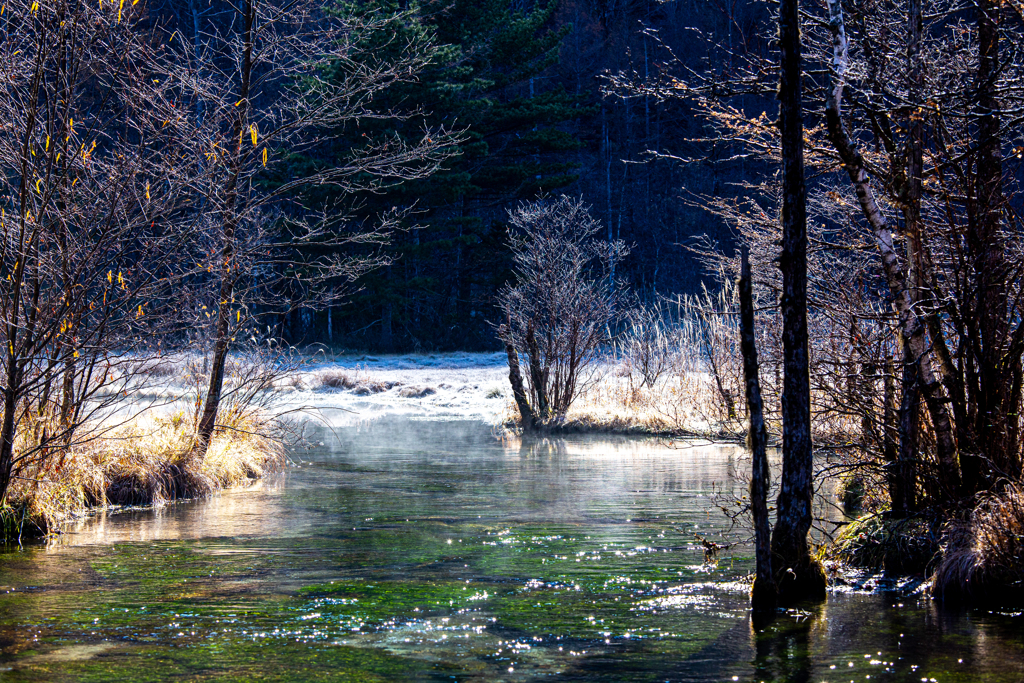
[2,411,283,541]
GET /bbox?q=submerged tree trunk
[770,0,825,603]
[739,247,776,613]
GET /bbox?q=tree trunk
[526,324,549,419]
[895,349,919,514]
[883,358,901,510]
[191,0,253,467]
[770,0,825,603]
[193,275,235,464]
[739,246,776,613]
[503,329,536,431]
[0,384,19,504]
[823,0,960,501]
[0,222,32,503]
[965,0,1016,491]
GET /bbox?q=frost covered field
[273,352,734,435]
[113,350,739,436]
[272,352,513,425]
[90,352,514,427]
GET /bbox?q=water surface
[0,418,1022,681]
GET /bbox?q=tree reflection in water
[751,609,815,683]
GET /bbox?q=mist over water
[0,417,1022,681]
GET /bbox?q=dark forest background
[260,0,773,351]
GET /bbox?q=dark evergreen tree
[306,0,588,351]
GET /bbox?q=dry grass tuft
[4,410,284,538]
[565,368,743,437]
[502,354,859,442]
[136,358,181,379]
[307,366,398,394]
[500,363,748,439]
[315,368,356,390]
[933,483,1024,603]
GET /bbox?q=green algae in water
[0,418,1022,682]
[1,641,458,683]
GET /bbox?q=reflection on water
[57,477,298,546]
[0,417,1021,682]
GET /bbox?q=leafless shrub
[497,196,628,426]
[0,0,197,505]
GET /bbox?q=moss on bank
[1,411,284,541]
[828,513,941,576]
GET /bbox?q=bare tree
[616,0,1024,526]
[497,196,627,427]
[740,246,776,612]
[172,2,461,463]
[819,0,1024,504]
[769,0,826,603]
[0,0,194,504]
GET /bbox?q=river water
[0,417,1022,681]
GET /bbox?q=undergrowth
[933,483,1024,603]
[829,513,941,575]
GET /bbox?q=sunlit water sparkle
[0,418,1021,681]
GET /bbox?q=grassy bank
[825,485,1024,605]
[1,410,284,541]
[932,483,1024,604]
[498,361,858,443]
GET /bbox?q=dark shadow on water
[750,609,814,683]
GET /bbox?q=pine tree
[312,0,589,350]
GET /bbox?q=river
[0,417,1021,681]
